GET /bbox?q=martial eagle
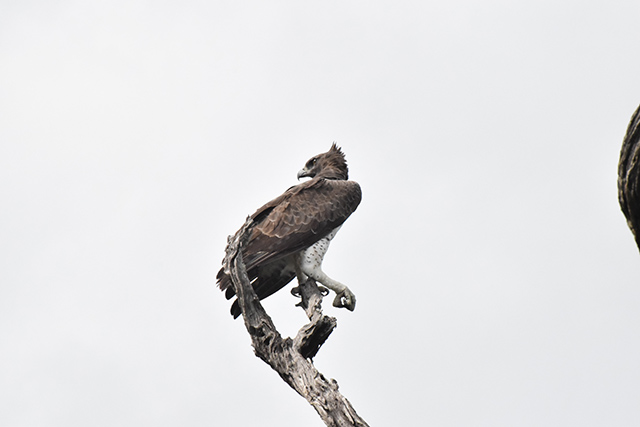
[217,143,362,318]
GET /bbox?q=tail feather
[218,260,297,319]
[230,300,242,319]
[216,267,231,291]
[228,272,296,318]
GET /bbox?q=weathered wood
[292,281,337,360]
[223,217,369,427]
[618,104,640,251]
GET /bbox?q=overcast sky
[2,1,640,426]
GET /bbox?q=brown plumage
[217,143,362,318]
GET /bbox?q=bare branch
[292,280,337,360]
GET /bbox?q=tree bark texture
[618,104,640,251]
[222,217,369,427]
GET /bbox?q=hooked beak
[297,168,311,180]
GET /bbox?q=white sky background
[1,1,640,426]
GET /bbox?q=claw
[332,288,356,311]
[291,286,301,297]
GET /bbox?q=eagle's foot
[332,287,356,311]
[291,284,329,298]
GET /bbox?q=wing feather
[242,178,361,271]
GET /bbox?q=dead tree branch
[223,217,369,427]
[618,104,640,251]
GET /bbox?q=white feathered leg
[294,227,356,311]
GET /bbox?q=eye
[308,157,318,167]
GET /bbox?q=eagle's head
[297,143,349,181]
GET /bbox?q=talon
[291,286,301,297]
[318,285,330,296]
[332,288,356,311]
